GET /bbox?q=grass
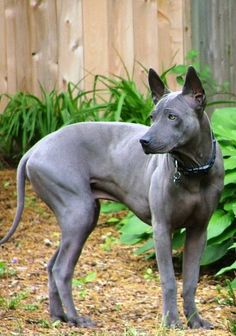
[0,72,153,163]
[0,291,28,310]
[0,260,16,278]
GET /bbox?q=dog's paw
[68,315,96,328]
[168,321,183,329]
[51,314,68,323]
[162,315,183,329]
[188,317,213,329]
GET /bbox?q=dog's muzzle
[139,138,152,154]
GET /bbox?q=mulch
[0,170,234,335]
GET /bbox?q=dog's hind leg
[49,197,100,327]
[47,246,68,322]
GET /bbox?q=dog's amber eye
[168,114,176,120]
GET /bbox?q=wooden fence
[0,0,186,112]
[1,0,234,114]
[190,0,236,97]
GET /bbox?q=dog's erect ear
[182,66,206,108]
[148,68,169,104]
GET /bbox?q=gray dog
[0,66,224,329]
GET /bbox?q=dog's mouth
[140,141,176,155]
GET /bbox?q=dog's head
[140,66,206,154]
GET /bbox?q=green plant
[216,278,236,334]
[0,67,153,164]
[23,303,39,311]
[143,268,159,282]
[228,318,236,335]
[0,260,16,278]
[0,82,100,161]
[92,73,153,125]
[72,271,97,298]
[0,291,28,310]
[101,201,127,214]
[203,107,236,280]
[100,233,118,252]
[163,50,236,109]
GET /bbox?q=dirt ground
[0,170,235,336]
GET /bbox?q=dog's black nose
[140,138,150,146]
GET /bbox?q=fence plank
[107,0,134,78]
[82,0,109,90]
[5,0,17,94]
[29,0,58,96]
[133,0,158,91]
[15,0,32,92]
[158,0,184,89]
[0,1,8,111]
[183,0,192,56]
[57,0,84,91]
[190,0,236,102]
[0,2,7,93]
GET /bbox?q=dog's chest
[169,182,210,228]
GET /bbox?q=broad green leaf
[208,225,236,245]
[207,210,234,240]
[224,156,236,170]
[220,186,236,203]
[120,214,152,245]
[221,145,236,157]
[101,202,127,214]
[230,278,236,288]
[216,261,236,276]
[223,201,236,216]
[201,240,231,265]
[212,108,236,134]
[120,234,144,245]
[84,271,97,283]
[172,229,186,250]
[135,239,154,256]
[224,170,236,185]
[228,242,236,250]
[120,215,152,235]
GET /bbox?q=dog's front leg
[183,226,213,329]
[152,222,181,328]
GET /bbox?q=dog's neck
[171,113,214,171]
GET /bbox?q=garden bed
[0,170,234,335]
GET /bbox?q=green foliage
[0,291,28,310]
[101,201,127,214]
[0,83,100,161]
[216,280,236,306]
[72,271,97,299]
[0,260,16,278]
[162,50,236,108]
[0,69,152,163]
[73,271,97,286]
[143,268,159,282]
[203,107,236,281]
[119,213,186,260]
[119,213,152,245]
[100,233,118,252]
[92,74,153,125]
[23,303,39,311]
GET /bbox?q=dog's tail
[0,154,29,245]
